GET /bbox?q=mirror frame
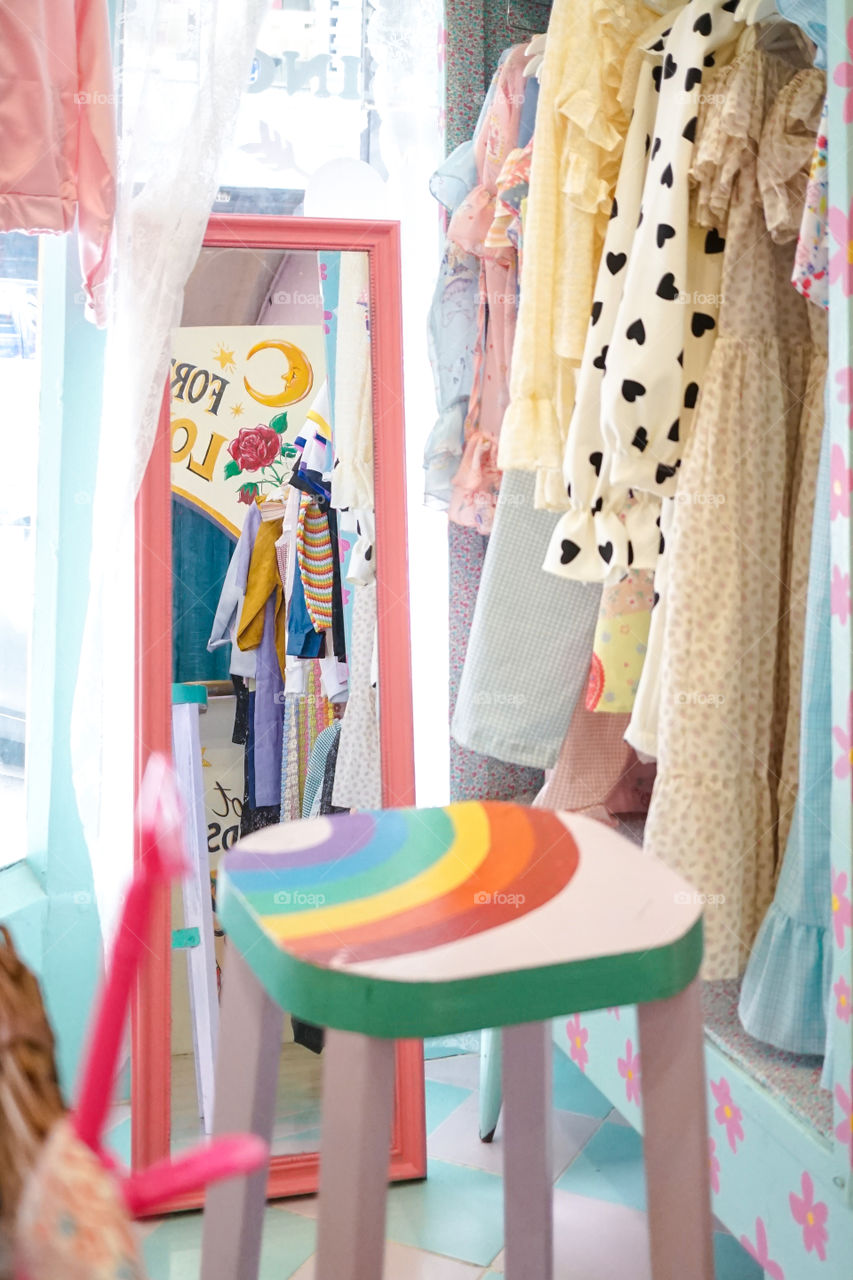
[133,216,424,1213]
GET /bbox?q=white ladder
[171,682,220,1135]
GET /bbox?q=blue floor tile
[552,1045,614,1119]
[383,1158,504,1266]
[425,1078,473,1134]
[142,1206,316,1280]
[555,1119,646,1211]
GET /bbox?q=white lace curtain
[72,0,269,943]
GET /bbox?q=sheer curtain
[367,0,448,805]
[72,0,269,943]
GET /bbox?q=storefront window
[214,0,378,214]
[0,233,39,868]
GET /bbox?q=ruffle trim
[543,497,661,583]
[423,401,466,509]
[554,0,651,213]
[498,397,563,471]
[738,903,831,1058]
[448,431,501,535]
[690,48,797,228]
[758,68,827,244]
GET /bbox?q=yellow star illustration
[201,747,212,769]
[230,402,245,418]
[213,344,236,371]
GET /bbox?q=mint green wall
[0,234,104,1095]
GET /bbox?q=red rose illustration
[228,425,281,472]
[237,484,259,505]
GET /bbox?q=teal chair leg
[478,1027,503,1142]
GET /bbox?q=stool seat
[205,800,714,1280]
[218,801,703,1038]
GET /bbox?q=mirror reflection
[168,246,379,1156]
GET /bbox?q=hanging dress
[643,54,827,979]
[738,89,833,1064]
[450,6,671,772]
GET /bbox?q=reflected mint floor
[140,1048,762,1279]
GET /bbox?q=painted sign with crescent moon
[169,324,327,538]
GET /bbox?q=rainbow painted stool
[200,801,713,1280]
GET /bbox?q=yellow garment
[498,0,673,502]
[237,516,286,677]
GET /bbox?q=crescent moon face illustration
[243,339,314,408]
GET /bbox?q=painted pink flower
[833,696,853,787]
[565,1015,588,1073]
[319,261,328,281]
[831,444,853,520]
[437,22,446,72]
[832,565,851,626]
[617,1038,641,1105]
[829,200,853,296]
[323,309,333,335]
[836,365,853,427]
[710,1077,744,1153]
[832,869,853,948]
[835,1071,853,1167]
[740,1218,785,1280]
[833,19,853,124]
[709,1137,720,1195]
[789,1171,829,1260]
[835,975,852,1023]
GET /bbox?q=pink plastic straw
[122,1134,269,1216]
[72,754,188,1152]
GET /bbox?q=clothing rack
[505,0,551,36]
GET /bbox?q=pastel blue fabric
[451,470,602,770]
[424,64,504,509]
[518,75,539,149]
[778,0,827,68]
[739,415,832,1062]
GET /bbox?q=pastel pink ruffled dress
[447,43,530,534]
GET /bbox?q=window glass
[0,233,39,868]
[215,0,376,216]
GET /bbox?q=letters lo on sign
[169,325,326,537]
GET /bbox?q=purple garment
[253,592,284,807]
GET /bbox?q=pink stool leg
[637,978,714,1280]
[502,1021,553,1280]
[200,946,283,1280]
[315,1030,396,1280]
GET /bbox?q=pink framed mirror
[133,216,425,1214]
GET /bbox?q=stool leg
[200,946,283,1280]
[502,1022,553,1280]
[637,978,713,1280]
[479,1027,502,1142]
[315,1030,396,1280]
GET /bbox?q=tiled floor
[138,1048,763,1279]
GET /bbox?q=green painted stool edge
[172,682,208,706]
[217,879,704,1038]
